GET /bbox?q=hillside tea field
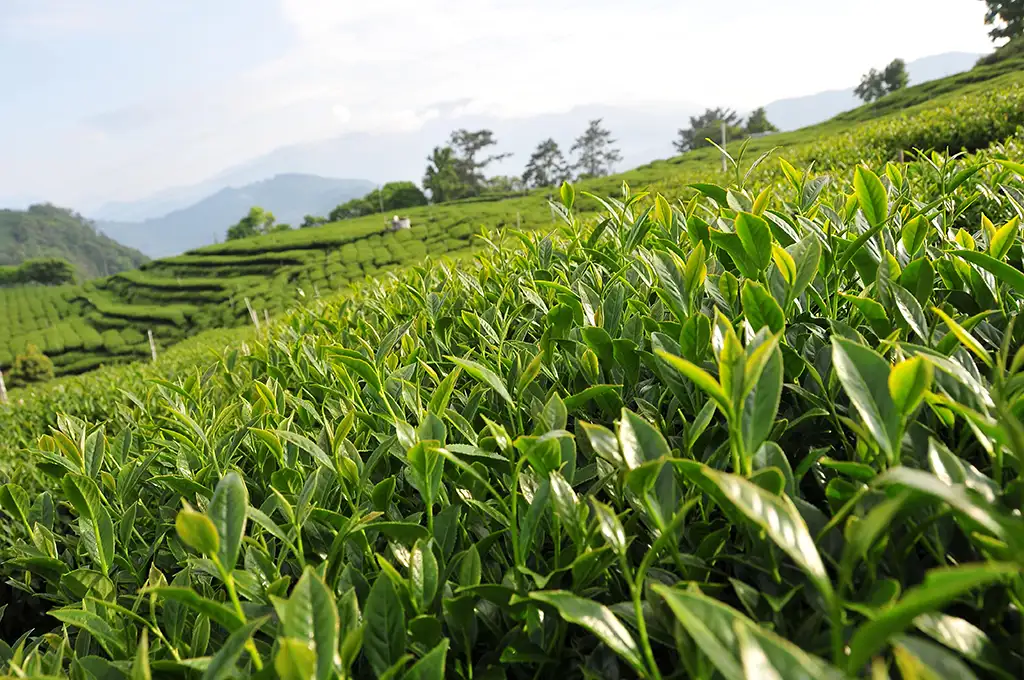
[3,135,1024,678]
[0,219,482,381]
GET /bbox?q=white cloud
[0,0,997,209]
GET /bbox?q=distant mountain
[0,204,148,279]
[764,52,984,131]
[95,174,376,258]
[180,101,704,203]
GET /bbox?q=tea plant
[2,148,1024,679]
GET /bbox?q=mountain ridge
[95,174,375,258]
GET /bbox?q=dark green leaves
[529,591,646,676]
[364,575,406,677]
[446,356,513,405]
[846,563,1020,672]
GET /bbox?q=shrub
[8,344,54,385]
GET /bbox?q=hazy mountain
[95,174,375,258]
[183,100,705,200]
[764,52,983,131]
[1,204,147,279]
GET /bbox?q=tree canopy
[226,206,289,241]
[983,0,1024,41]
[674,107,778,154]
[522,138,571,188]
[422,130,511,202]
[854,59,909,103]
[571,119,622,179]
[328,182,427,221]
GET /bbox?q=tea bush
[2,144,1024,677]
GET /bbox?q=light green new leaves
[208,471,248,570]
[888,357,933,416]
[854,166,888,228]
[529,591,646,677]
[176,507,219,557]
[446,356,513,405]
[832,338,901,460]
[742,281,785,334]
[61,474,115,574]
[735,212,773,272]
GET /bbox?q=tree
[855,59,908,102]
[423,146,464,203]
[483,175,526,194]
[745,107,778,135]
[0,258,76,286]
[522,138,570,188]
[9,344,54,386]
[570,119,622,179]
[328,182,428,221]
[982,0,1024,41]
[448,129,511,194]
[674,108,744,153]
[301,215,328,228]
[226,206,278,241]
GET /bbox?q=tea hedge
[2,140,1024,678]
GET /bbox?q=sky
[0,0,997,212]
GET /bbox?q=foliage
[0,258,76,287]
[423,146,465,203]
[4,144,1024,677]
[522,138,571,188]
[0,204,148,279]
[226,206,288,241]
[674,107,746,153]
[745,106,778,135]
[8,344,53,386]
[855,59,909,103]
[571,119,622,179]
[328,183,428,222]
[983,0,1024,41]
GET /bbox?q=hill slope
[0,204,148,278]
[95,174,376,258]
[1,51,1022,383]
[763,51,982,131]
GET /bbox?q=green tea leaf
[831,337,900,459]
[208,471,248,570]
[403,639,449,680]
[742,280,785,334]
[847,563,1019,672]
[529,591,646,676]
[447,356,513,405]
[888,357,933,416]
[365,575,407,677]
[854,166,888,228]
[175,508,219,557]
[201,615,268,680]
[275,638,317,680]
[735,212,773,271]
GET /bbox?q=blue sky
[0,0,997,211]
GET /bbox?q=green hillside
[0,204,148,278]
[2,73,1024,674]
[1,54,1022,387]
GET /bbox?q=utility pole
[721,121,728,174]
[378,185,384,215]
[147,329,157,362]
[0,370,7,405]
